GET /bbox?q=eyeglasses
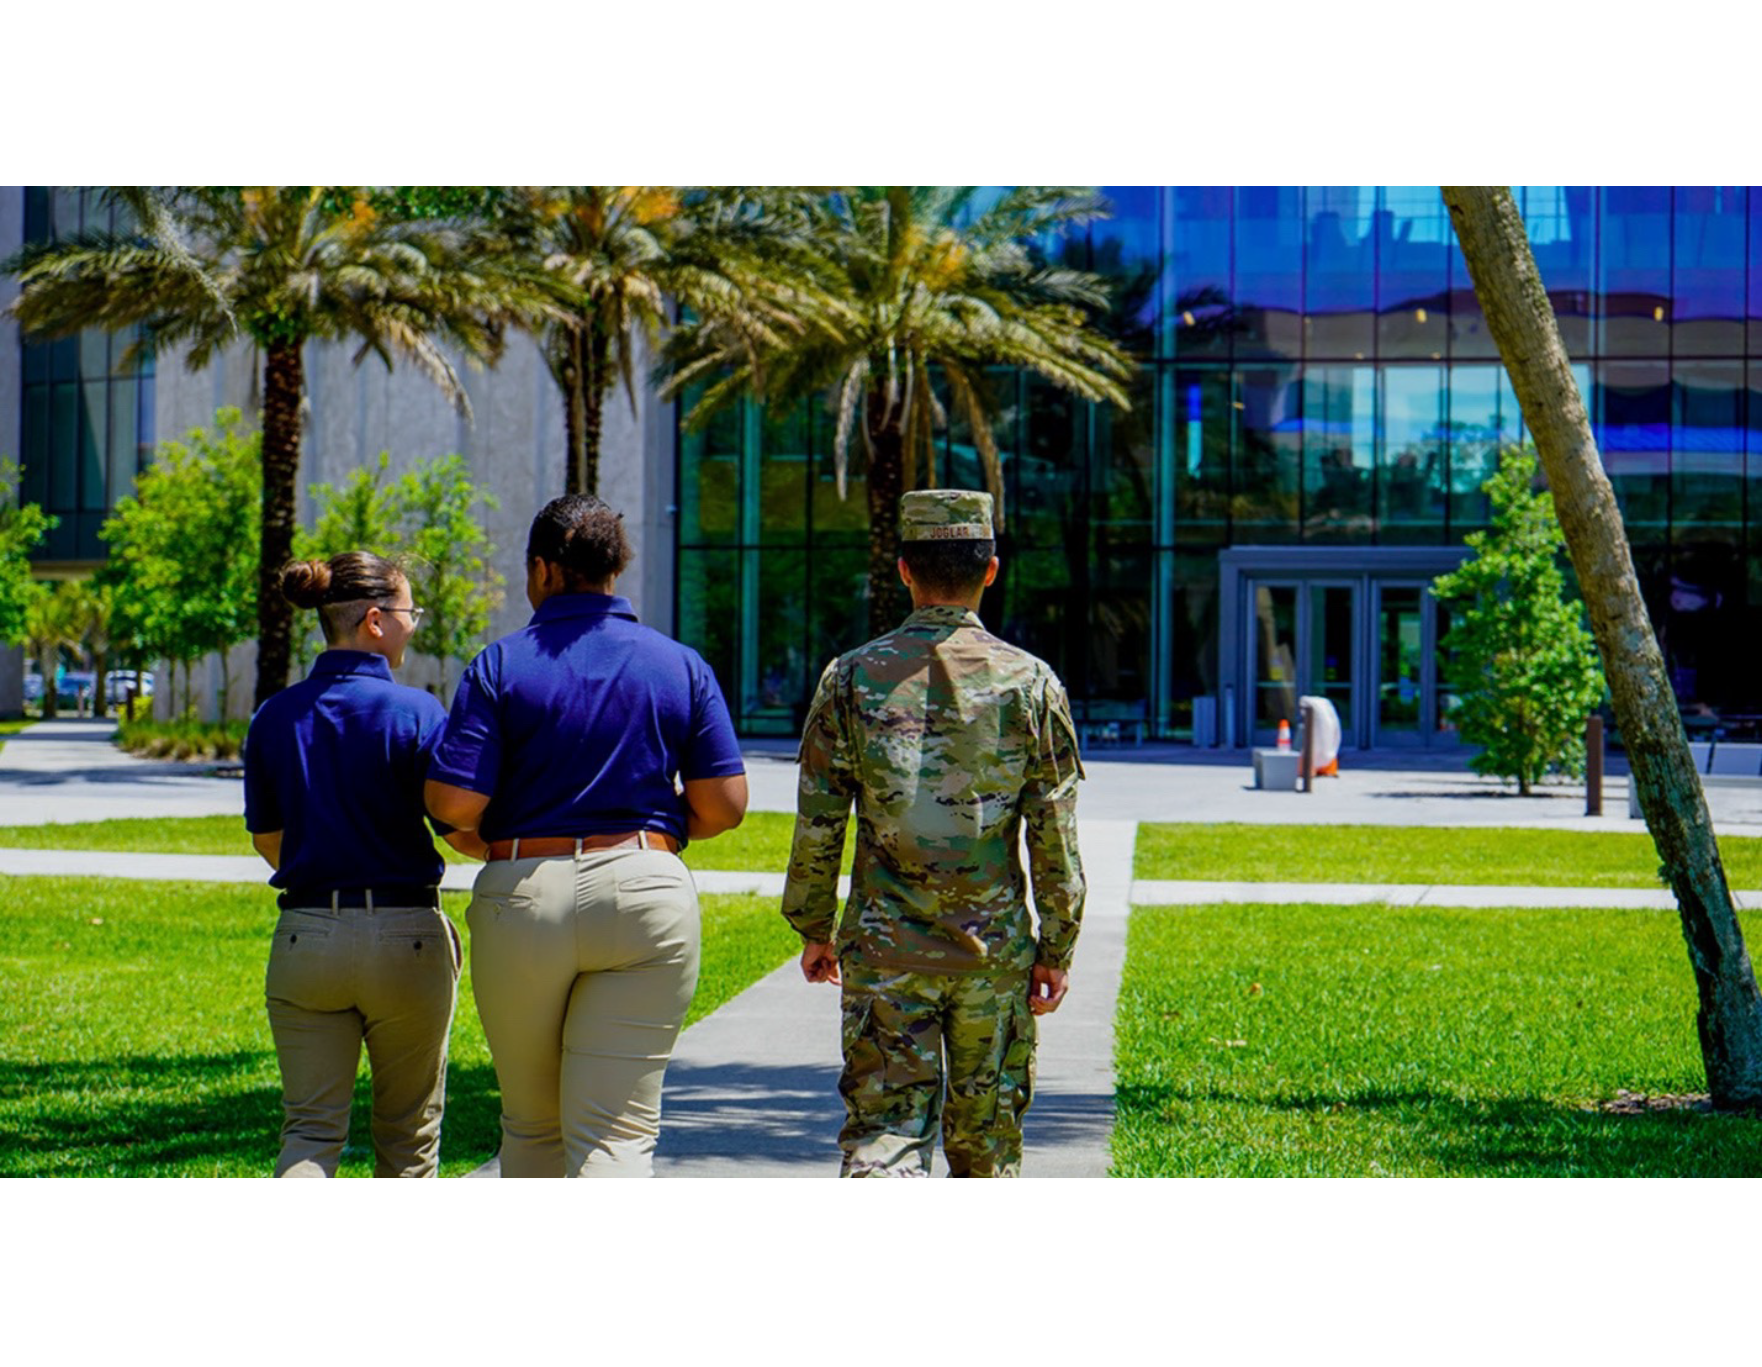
[378,605,426,625]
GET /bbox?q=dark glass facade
[19,187,155,564]
[677,186,1762,742]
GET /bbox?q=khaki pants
[265,901,461,1178]
[838,963,1036,1178]
[467,848,699,1178]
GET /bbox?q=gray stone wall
[155,329,676,719]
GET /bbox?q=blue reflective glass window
[21,387,49,509]
[1230,364,1300,540]
[1303,186,1375,360]
[1599,187,1671,357]
[1673,187,1746,358]
[678,390,742,545]
[1381,365,1445,544]
[1093,367,1154,534]
[1017,375,1087,547]
[1094,186,1161,357]
[1748,188,1762,355]
[1446,364,1522,531]
[23,186,48,242]
[1172,366,1230,545]
[1672,361,1744,526]
[1233,186,1303,360]
[1597,361,1670,529]
[79,381,107,513]
[1169,187,1232,359]
[1377,188,1451,361]
[1522,186,1596,357]
[1446,220,1498,361]
[758,397,809,535]
[1300,364,1375,542]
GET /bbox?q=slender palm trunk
[1443,185,1762,1107]
[255,340,304,711]
[562,327,586,496]
[866,397,907,638]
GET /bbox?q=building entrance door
[1372,581,1458,747]
[1245,580,1359,748]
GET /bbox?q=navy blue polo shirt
[428,592,744,844]
[243,651,449,893]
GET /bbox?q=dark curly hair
[526,494,633,587]
[280,552,407,643]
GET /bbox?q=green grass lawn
[0,877,800,1177]
[1114,901,1762,1177]
[1135,823,1762,889]
[0,809,849,874]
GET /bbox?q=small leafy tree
[299,452,502,702]
[1432,444,1604,794]
[393,455,503,704]
[0,462,55,647]
[99,409,260,718]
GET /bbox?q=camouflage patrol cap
[899,489,994,542]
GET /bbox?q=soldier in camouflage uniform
[781,489,1085,1178]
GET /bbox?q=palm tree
[3,187,542,709]
[498,186,818,496]
[660,187,1135,635]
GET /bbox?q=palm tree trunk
[580,327,608,498]
[255,339,304,711]
[1442,185,1762,1108]
[562,327,587,496]
[866,397,907,638]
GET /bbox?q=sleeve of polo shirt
[681,653,746,780]
[414,697,457,836]
[242,714,279,834]
[428,652,503,796]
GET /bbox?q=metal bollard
[1300,699,1316,793]
[1585,715,1604,816]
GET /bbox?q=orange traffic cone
[1276,718,1292,750]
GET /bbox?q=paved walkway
[5,720,1755,1177]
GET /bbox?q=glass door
[1246,579,1360,747]
[1374,582,1443,747]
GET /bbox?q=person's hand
[801,942,841,985]
[1029,964,1068,1015]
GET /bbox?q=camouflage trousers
[837,962,1036,1178]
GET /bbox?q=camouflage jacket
[781,605,1086,974]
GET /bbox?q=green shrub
[115,717,248,762]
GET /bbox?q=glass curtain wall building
[18,186,155,566]
[673,186,1759,746]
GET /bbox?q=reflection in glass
[1234,187,1303,359]
[1672,187,1746,358]
[1301,365,1375,542]
[1231,366,1300,541]
[1598,186,1671,356]
[1381,365,1444,543]
[1598,361,1670,531]
[1672,361,1743,526]
[1172,367,1230,543]
[1252,584,1297,734]
[1376,187,1450,360]
[1308,584,1356,745]
[1304,186,1374,359]
[1168,187,1232,359]
[1446,364,1521,530]
[1378,586,1423,741]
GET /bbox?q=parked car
[105,670,155,705]
[23,673,43,703]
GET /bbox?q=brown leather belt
[485,830,680,861]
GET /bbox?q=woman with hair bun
[426,494,747,1178]
[244,551,481,1178]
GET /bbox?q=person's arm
[781,661,855,982]
[684,773,748,840]
[426,781,491,836]
[252,830,283,870]
[1022,676,1086,1014]
[441,827,490,861]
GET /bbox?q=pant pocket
[997,995,1037,1125]
[266,912,340,1004]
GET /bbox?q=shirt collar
[310,650,394,682]
[531,591,639,626]
[902,604,983,631]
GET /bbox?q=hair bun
[280,560,333,610]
